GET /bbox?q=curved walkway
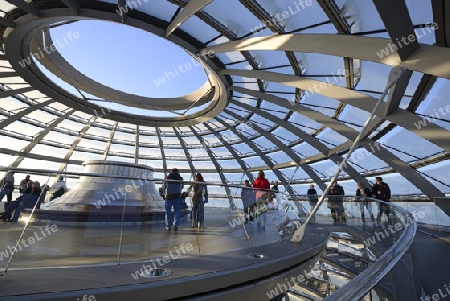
[415,225,450,300]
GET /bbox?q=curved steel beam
[232,86,445,197]
[223,108,326,191]
[0,86,34,98]
[61,0,80,15]
[33,30,214,111]
[202,34,450,79]
[231,86,360,141]
[102,122,118,160]
[5,0,40,17]
[203,122,254,182]
[0,148,83,165]
[56,116,97,182]
[214,115,275,170]
[8,109,74,169]
[189,125,235,208]
[360,140,444,198]
[372,0,420,61]
[0,99,54,130]
[224,109,306,196]
[228,99,372,188]
[221,69,450,152]
[4,8,228,127]
[155,127,168,177]
[166,0,213,37]
[173,128,197,180]
[0,16,15,28]
[135,125,139,164]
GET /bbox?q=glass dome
[0,0,449,200]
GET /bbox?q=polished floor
[0,205,449,300]
[0,208,329,300]
[415,224,450,300]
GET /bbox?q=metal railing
[0,167,424,300]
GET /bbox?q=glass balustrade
[0,169,434,300]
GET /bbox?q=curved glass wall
[0,169,425,300]
[0,0,448,202]
[0,0,449,299]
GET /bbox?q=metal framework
[0,0,448,199]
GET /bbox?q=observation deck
[1,190,449,300]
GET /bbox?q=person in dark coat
[356,182,374,222]
[1,180,33,222]
[189,173,208,229]
[162,168,184,231]
[372,177,391,223]
[307,184,319,223]
[241,180,256,224]
[328,181,346,225]
[0,171,15,203]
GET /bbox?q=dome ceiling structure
[0,0,449,200]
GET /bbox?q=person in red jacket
[253,170,271,233]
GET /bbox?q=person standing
[253,170,271,233]
[270,181,279,209]
[190,173,208,229]
[50,176,68,201]
[11,181,42,222]
[163,168,184,231]
[356,182,374,222]
[307,184,319,223]
[0,171,15,203]
[241,180,256,224]
[328,181,346,225]
[19,175,30,194]
[372,176,391,223]
[1,179,31,221]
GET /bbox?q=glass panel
[179,15,220,44]
[256,0,335,33]
[201,0,261,37]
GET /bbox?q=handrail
[0,166,282,194]
[323,197,417,301]
[1,165,419,299]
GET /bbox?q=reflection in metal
[246,253,267,259]
[140,268,172,278]
[37,160,165,223]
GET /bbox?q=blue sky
[49,20,207,99]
